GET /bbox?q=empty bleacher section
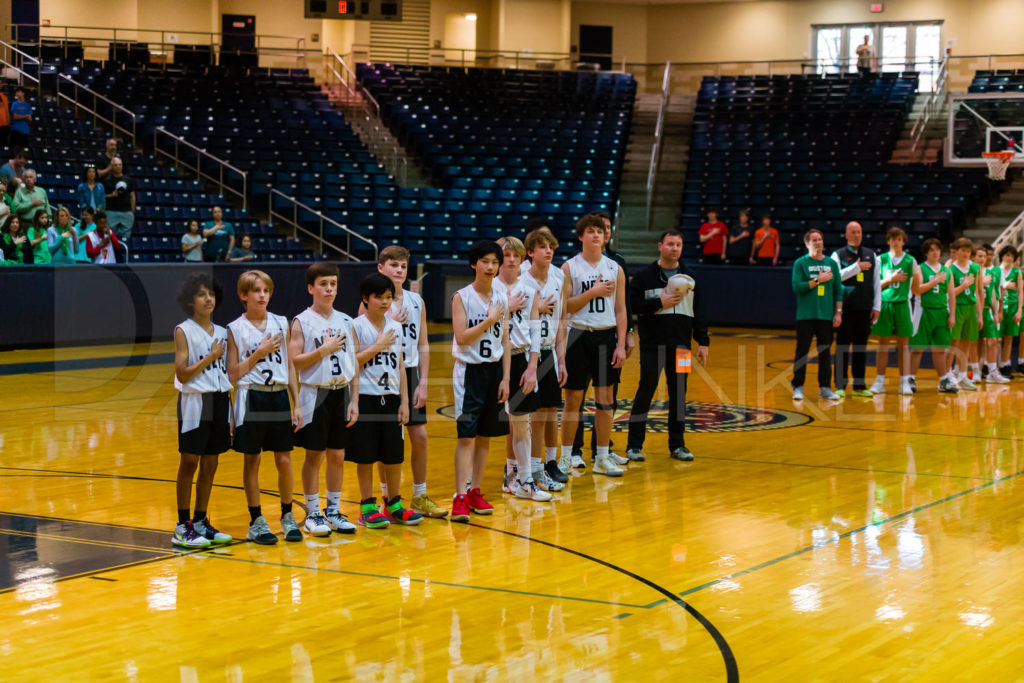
[957,70,1024,159]
[681,73,991,261]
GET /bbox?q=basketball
[667,273,695,296]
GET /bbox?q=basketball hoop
[982,151,1015,181]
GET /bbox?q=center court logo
[437,399,811,433]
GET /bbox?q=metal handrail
[0,42,39,87]
[13,23,305,50]
[645,62,671,231]
[352,42,621,71]
[992,208,1024,253]
[56,73,137,146]
[910,57,948,156]
[153,127,248,211]
[331,49,379,116]
[269,189,377,262]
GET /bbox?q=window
[812,21,943,91]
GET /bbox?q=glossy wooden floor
[3,327,1024,681]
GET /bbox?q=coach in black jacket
[626,228,709,461]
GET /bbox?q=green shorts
[872,300,913,338]
[910,307,952,349]
[1001,306,1021,337]
[952,304,980,342]
[981,309,1000,339]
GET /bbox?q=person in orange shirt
[0,88,10,147]
[751,214,780,266]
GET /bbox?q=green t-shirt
[951,261,981,306]
[919,262,950,310]
[879,251,917,303]
[28,226,50,265]
[1000,265,1020,308]
[792,254,842,320]
[983,265,1001,311]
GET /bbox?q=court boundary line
[696,454,989,480]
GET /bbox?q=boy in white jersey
[288,262,359,537]
[373,245,447,518]
[495,236,553,502]
[171,273,232,549]
[227,270,303,545]
[349,274,422,528]
[558,214,627,478]
[521,227,570,486]
[451,240,511,522]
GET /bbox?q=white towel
[910,295,923,336]
[233,385,250,427]
[179,393,203,434]
[298,384,319,429]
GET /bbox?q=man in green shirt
[909,238,957,393]
[11,169,50,224]
[997,245,1023,378]
[791,229,843,400]
[949,237,983,391]
[870,228,921,396]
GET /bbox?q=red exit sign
[870,3,883,11]
[339,1,349,12]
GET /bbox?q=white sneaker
[609,451,629,466]
[515,479,553,502]
[571,454,586,471]
[959,376,979,391]
[533,469,565,492]
[792,386,804,400]
[172,522,210,549]
[557,451,573,476]
[324,508,356,534]
[592,453,624,477]
[502,464,519,494]
[899,378,914,395]
[303,512,331,537]
[987,370,1010,384]
[869,377,886,394]
[818,387,840,400]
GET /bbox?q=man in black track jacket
[627,228,709,462]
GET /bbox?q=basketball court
[3,327,1022,680]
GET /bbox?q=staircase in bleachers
[681,72,991,262]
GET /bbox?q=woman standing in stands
[181,220,204,263]
[726,209,753,265]
[0,214,32,264]
[203,206,235,262]
[76,166,105,214]
[228,234,257,262]
[47,206,79,265]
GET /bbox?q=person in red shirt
[698,208,727,264]
[752,214,781,266]
[85,210,121,264]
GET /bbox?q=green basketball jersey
[1001,265,1021,308]
[919,262,950,310]
[952,261,981,306]
[879,252,916,303]
[984,266,1001,310]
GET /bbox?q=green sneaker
[852,389,874,398]
[835,389,846,398]
[357,499,390,528]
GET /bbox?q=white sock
[380,482,388,499]
[412,482,426,497]
[506,457,517,468]
[531,457,543,475]
[545,446,556,463]
[511,417,532,477]
[596,445,609,459]
[326,491,341,510]
[304,494,319,513]
[875,375,885,384]
[561,445,573,460]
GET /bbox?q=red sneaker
[451,494,471,523]
[466,488,493,515]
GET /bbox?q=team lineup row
[170,213,708,548]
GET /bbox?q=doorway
[221,14,256,68]
[443,13,476,65]
[579,25,612,71]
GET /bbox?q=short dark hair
[588,210,613,225]
[574,213,605,237]
[999,244,1019,261]
[524,216,553,233]
[94,210,107,225]
[82,164,96,181]
[803,229,823,243]
[467,239,503,267]
[658,228,682,243]
[951,237,974,251]
[981,242,995,253]
[921,238,943,255]
[177,273,222,314]
[360,272,395,302]
[306,260,339,286]
[886,226,908,242]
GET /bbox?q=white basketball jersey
[353,314,403,396]
[87,230,117,264]
[493,277,536,348]
[520,267,562,347]
[174,318,231,393]
[520,258,564,285]
[391,290,424,368]
[228,313,290,388]
[566,253,620,329]
[295,308,357,386]
[452,284,507,364]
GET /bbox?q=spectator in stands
[48,206,79,265]
[698,208,727,264]
[0,180,10,224]
[0,149,27,182]
[75,207,96,263]
[96,138,121,179]
[27,210,52,265]
[856,36,873,77]
[0,215,31,264]
[103,158,135,241]
[12,169,50,224]
[726,209,753,265]
[228,234,256,262]
[181,219,204,262]
[0,87,9,146]
[752,214,781,266]
[76,165,105,213]
[10,88,32,148]
[85,211,121,264]
[202,206,234,262]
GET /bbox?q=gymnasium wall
[0,264,794,349]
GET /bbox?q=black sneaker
[981,365,989,379]
[670,447,695,462]
[544,459,569,484]
[1000,365,1014,380]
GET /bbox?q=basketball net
[982,150,1015,181]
